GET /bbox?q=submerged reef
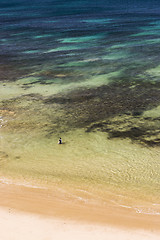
[86,114,160,146]
[1,80,160,146]
[44,80,160,145]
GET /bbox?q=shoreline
[0,181,160,232]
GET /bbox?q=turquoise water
[0,0,160,212]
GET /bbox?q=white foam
[76,189,94,196]
[56,187,89,203]
[81,58,100,62]
[152,203,160,206]
[135,208,160,216]
[0,177,47,189]
[119,204,132,209]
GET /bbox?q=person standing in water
[58,137,62,144]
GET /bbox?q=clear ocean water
[0,0,160,213]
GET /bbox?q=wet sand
[0,182,160,240]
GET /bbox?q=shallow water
[0,0,160,213]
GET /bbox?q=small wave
[81,58,100,62]
[75,196,89,203]
[152,203,160,206]
[68,192,89,204]
[111,200,160,216]
[135,207,160,216]
[0,177,47,189]
[119,204,132,209]
[76,189,94,196]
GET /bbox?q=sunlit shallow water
[0,0,160,215]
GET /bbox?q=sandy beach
[0,207,160,240]
[0,181,160,240]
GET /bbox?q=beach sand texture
[0,181,160,240]
[0,206,160,240]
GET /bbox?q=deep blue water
[1,0,160,78]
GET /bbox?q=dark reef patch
[0,63,27,82]
[86,115,160,146]
[0,151,8,159]
[43,80,160,145]
[44,80,160,123]
[35,69,86,85]
[0,151,9,165]
[1,79,160,146]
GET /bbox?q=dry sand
[0,181,160,240]
[0,207,160,240]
